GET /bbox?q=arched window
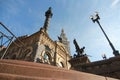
[43,52,51,64]
[44,53,49,60]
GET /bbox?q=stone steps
[0,73,68,80]
[0,59,118,80]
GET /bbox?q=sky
[0,0,120,62]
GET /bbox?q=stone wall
[70,56,120,79]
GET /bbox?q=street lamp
[90,12,119,56]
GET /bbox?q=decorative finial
[45,7,53,18]
[61,28,64,33]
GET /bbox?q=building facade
[1,7,71,69]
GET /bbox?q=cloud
[111,0,120,7]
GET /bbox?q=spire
[59,29,71,55]
[60,28,67,41]
[43,7,53,32]
[62,28,64,33]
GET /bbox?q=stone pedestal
[69,56,90,70]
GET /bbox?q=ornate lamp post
[90,12,119,56]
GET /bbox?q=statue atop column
[43,7,53,32]
[73,39,86,57]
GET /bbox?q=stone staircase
[0,59,118,80]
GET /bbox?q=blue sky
[0,0,120,61]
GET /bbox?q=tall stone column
[43,7,53,32]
